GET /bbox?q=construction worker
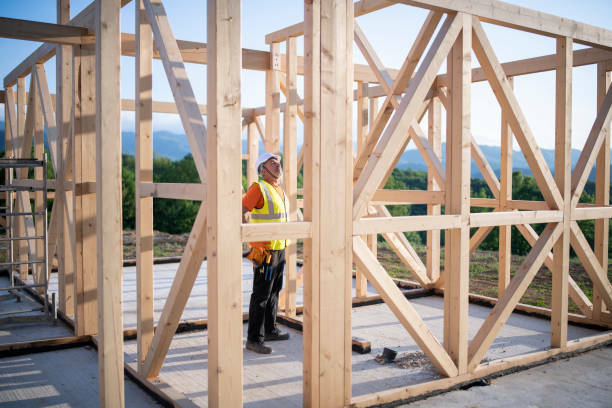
[242,152,291,354]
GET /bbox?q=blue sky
[0,0,611,151]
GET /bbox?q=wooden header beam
[0,17,94,45]
[267,0,612,50]
[396,0,612,50]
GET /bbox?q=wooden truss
[1,0,611,406]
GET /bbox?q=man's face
[263,157,282,179]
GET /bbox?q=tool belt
[246,246,272,267]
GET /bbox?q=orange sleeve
[242,183,264,211]
[242,183,269,249]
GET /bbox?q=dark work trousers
[247,249,286,344]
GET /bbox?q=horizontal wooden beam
[139,182,205,201]
[572,206,612,221]
[240,221,312,242]
[469,210,563,228]
[371,189,445,205]
[0,17,93,45]
[265,0,394,44]
[395,0,612,49]
[354,214,462,235]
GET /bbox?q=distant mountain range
[2,124,610,181]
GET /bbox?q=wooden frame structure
[1,0,611,406]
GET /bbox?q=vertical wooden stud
[304,0,353,405]
[136,0,154,370]
[95,0,124,405]
[33,69,45,289]
[303,0,321,404]
[247,120,258,186]
[207,0,243,406]
[551,37,572,348]
[57,0,75,315]
[15,78,27,278]
[427,93,441,282]
[593,63,611,322]
[498,78,513,296]
[356,81,369,298]
[74,44,98,336]
[265,42,281,154]
[284,35,298,317]
[444,13,470,375]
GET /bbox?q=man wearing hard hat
[242,152,291,354]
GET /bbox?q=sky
[0,0,611,151]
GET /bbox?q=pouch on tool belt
[246,247,271,267]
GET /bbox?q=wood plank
[569,221,612,311]
[469,210,563,228]
[265,42,281,153]
[139,182,205,201]
[284,35,298,317]
[371,189,445,205]
[0,16,93,45]
[467,223,562,371]
[135,0,154,372]
[353,236,458,377]
[302,0,321,403]
[551,37,572,348]
[143,0,207,183]
[353,14,462,219]
[570,82,612,207]
[593,63,611,322]
[409,121,446,188]
[206,0,243,404]
[56,0,75,321]
[471,17,563,210]
[356,82,369,298]
[32,72,45,289]
[354,22,394,93]
[352,11,442,182]
[73,43,98,336]
[395,0,612,49]
[355,213,462,235]
[143,208,207,378]
[95,0,124,404]
[499,77,513,296]
[247,121,258,185]
[444,13,471,374]
[373,205,430,288]
[427,94,441,282]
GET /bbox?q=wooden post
[444,13,470,375]
[247,120,258,186]
[593,62,611,323]
[284,35,298,317]
[265,42,281,154]
[57,0,74,315]
[33,69,44,289]
[95,0,124,405]
[73,43,98,336]
[499,78,513,296]
[207,0,243,406]
[551,37,572,348]
[356,81,369,298]
[16,77,28,279]
[427,92,441,282]
[136,0,154,371]
[304,0,353,405]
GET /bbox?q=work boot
[246,340,272,354]
[265,329,290,341]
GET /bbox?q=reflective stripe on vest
[250,180,289,250]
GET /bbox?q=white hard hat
[256,152,280,169]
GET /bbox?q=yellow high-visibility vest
[250,180,290,250]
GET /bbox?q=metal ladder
[0,156,56,324]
